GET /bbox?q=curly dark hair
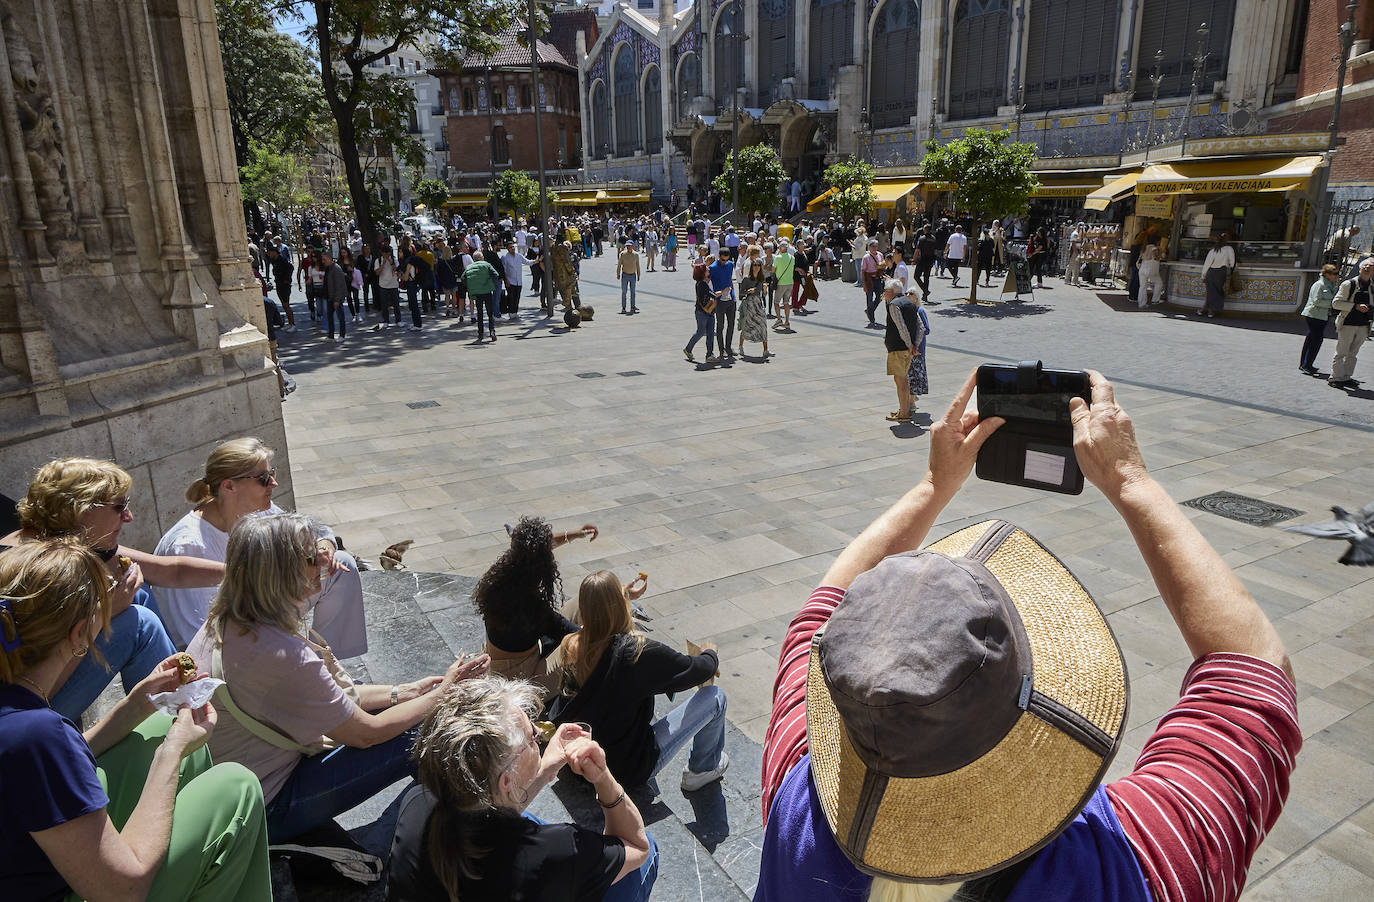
[472,516,564,636]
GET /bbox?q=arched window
[1023,0,1120,112]
[948,0,1010,120]
[870,0,920,129]
[614,45,641,154]
[809,0,855,99]
[591,80,612,158]
[645,66,663,152]
[758,0,795,105]
[521,85,532,108]
[448,88,459,111]
[462,88,474,111]
[715,3,745,108]
[492,125,510,164]
[677,52,701,120]
[506,85,518,109]
[1134,0,1235,100]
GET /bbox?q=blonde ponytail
[185,477,214,506]
[868,879,961,902]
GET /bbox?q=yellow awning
[445,194,488,208]
[871,178,921,208]
[1136,156,1323,195]
[553,190,599,206]
[1030,179,1100,198]
[598,190,650,204]
[807,187,837,211]
[1084,172,1141,211]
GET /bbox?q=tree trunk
[316,1,375,247]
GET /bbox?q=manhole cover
[617,370,645,377]
[575,372,605,379]
[1182,492,1303,527]
[406,400,440,409]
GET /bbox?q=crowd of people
[1,363,1306,901]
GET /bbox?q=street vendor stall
[1130,155,1323,314]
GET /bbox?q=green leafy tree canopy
[713,144,787,217]
[280,0,523,243]
[489,170,540,215]
[823,156,876,222]
[921,128,1039,301]
[239,141,314,213]
[411,177,451,212]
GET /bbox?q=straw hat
[805,520,1128,883]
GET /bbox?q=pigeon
[380,539,415,571]
[1284,503,1374,566]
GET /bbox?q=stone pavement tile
[1290,642,1372,690]
[1297,696,1355,738]
[1242,845,1374,900]
[1288,738,1374,821]
[1315,819,1374,880]
[1313,665,1374,714]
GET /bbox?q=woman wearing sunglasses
[1,458,221,721]
[155,438,368,657]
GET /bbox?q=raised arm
[820,370,1003,590]
[1069,372,1291,679]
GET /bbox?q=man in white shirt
[944,225,968,289]
[500,241,531,320]
[1066,222,1087,287]
[892,248,910,291]
[515,224,528,255]
[708,230,721,258]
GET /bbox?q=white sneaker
[409,325,422,332]
[285,325,297,333]
[681,751,729,792]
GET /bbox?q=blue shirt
[754,756,1151,902]
[0,684,109,900]
[709,260,736,295]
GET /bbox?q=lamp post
[1311,0,1362,267]
[527,0,552,311]
[1013,84,1026,143]
[483,66,498,219]
[720,3,748,218]
[1143,49,1164,160]
[1180,23,1209,154]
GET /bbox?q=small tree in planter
[920,128,1038,303]
[824,156,875,225]
[490,169,541,217]
[713,144,787,219]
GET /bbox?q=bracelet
[597,789,626,810]
[390,685,400,706]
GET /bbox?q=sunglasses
[92,498,131,514]
[230,467,277,487]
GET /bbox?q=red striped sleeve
[760,586,846,821]
[1105,653,1301,902]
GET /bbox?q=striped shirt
[760,588,1301,902]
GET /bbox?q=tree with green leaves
[411,177,451,213]
[239,141,314,216]
[823,156,876,224]
[921,128,1039,302]
[280,0,521,244]
[489,170,540,216]
[713,144,786,218]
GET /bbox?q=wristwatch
[390,685,400,706]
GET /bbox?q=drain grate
[1182,492,1304,527]
[617,370,645,377]
[406,400,440,409]
[575,372,605,379]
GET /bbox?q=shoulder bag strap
[211,640,319,754]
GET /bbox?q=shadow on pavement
[931,301,1054,319]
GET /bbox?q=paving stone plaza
[278,255,1374,899]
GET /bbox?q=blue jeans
[319,296,347,338]
[526,814,658,902]
[621,273,638,311]
[53,589,176,722]
[474,291,498,338]
[264,727,418,843]
[404,284,423,327]
[651,686,727,776]
[685,307,715,357]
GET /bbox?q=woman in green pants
[0,539,271,902]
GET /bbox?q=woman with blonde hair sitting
[388,676,658,902]
[2,457,222,721]
[156,437,367,656]
[186,512,489,842]
[0,539,271,900]
[550,571,728,793]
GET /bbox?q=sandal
[886,412,909,422]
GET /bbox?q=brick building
[436,11,598,187]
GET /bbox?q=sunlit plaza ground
[277,252,1374,898]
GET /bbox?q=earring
[73,645,89,658]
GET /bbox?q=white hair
[884,279,905,294]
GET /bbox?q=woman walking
[1028,227,1050,288]
[902,286,931,408]
[435,239,460,318]
[738,245,772,358]
[977,228,995,288]
[664,228,679,271]
[1299,264,1341,375]
[1199,232,1236,317]
[685,249,718,363]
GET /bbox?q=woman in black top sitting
[388,676,657,902]
[550,572,728,793]
[473,516,598,696]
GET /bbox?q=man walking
[710,249,738,357]
[265,246,297,332]
[914,226,936,302]
[321,250,348,343]
[944,224,968,290]
[1329,257,1373,389]
[860,240,883,327]
[372,243,402,331]
[617,239,642,314]
[499,241,530,320]
[460,250,503,342]
[1066,221,1087,286]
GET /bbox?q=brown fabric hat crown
[806,521,1129,883]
